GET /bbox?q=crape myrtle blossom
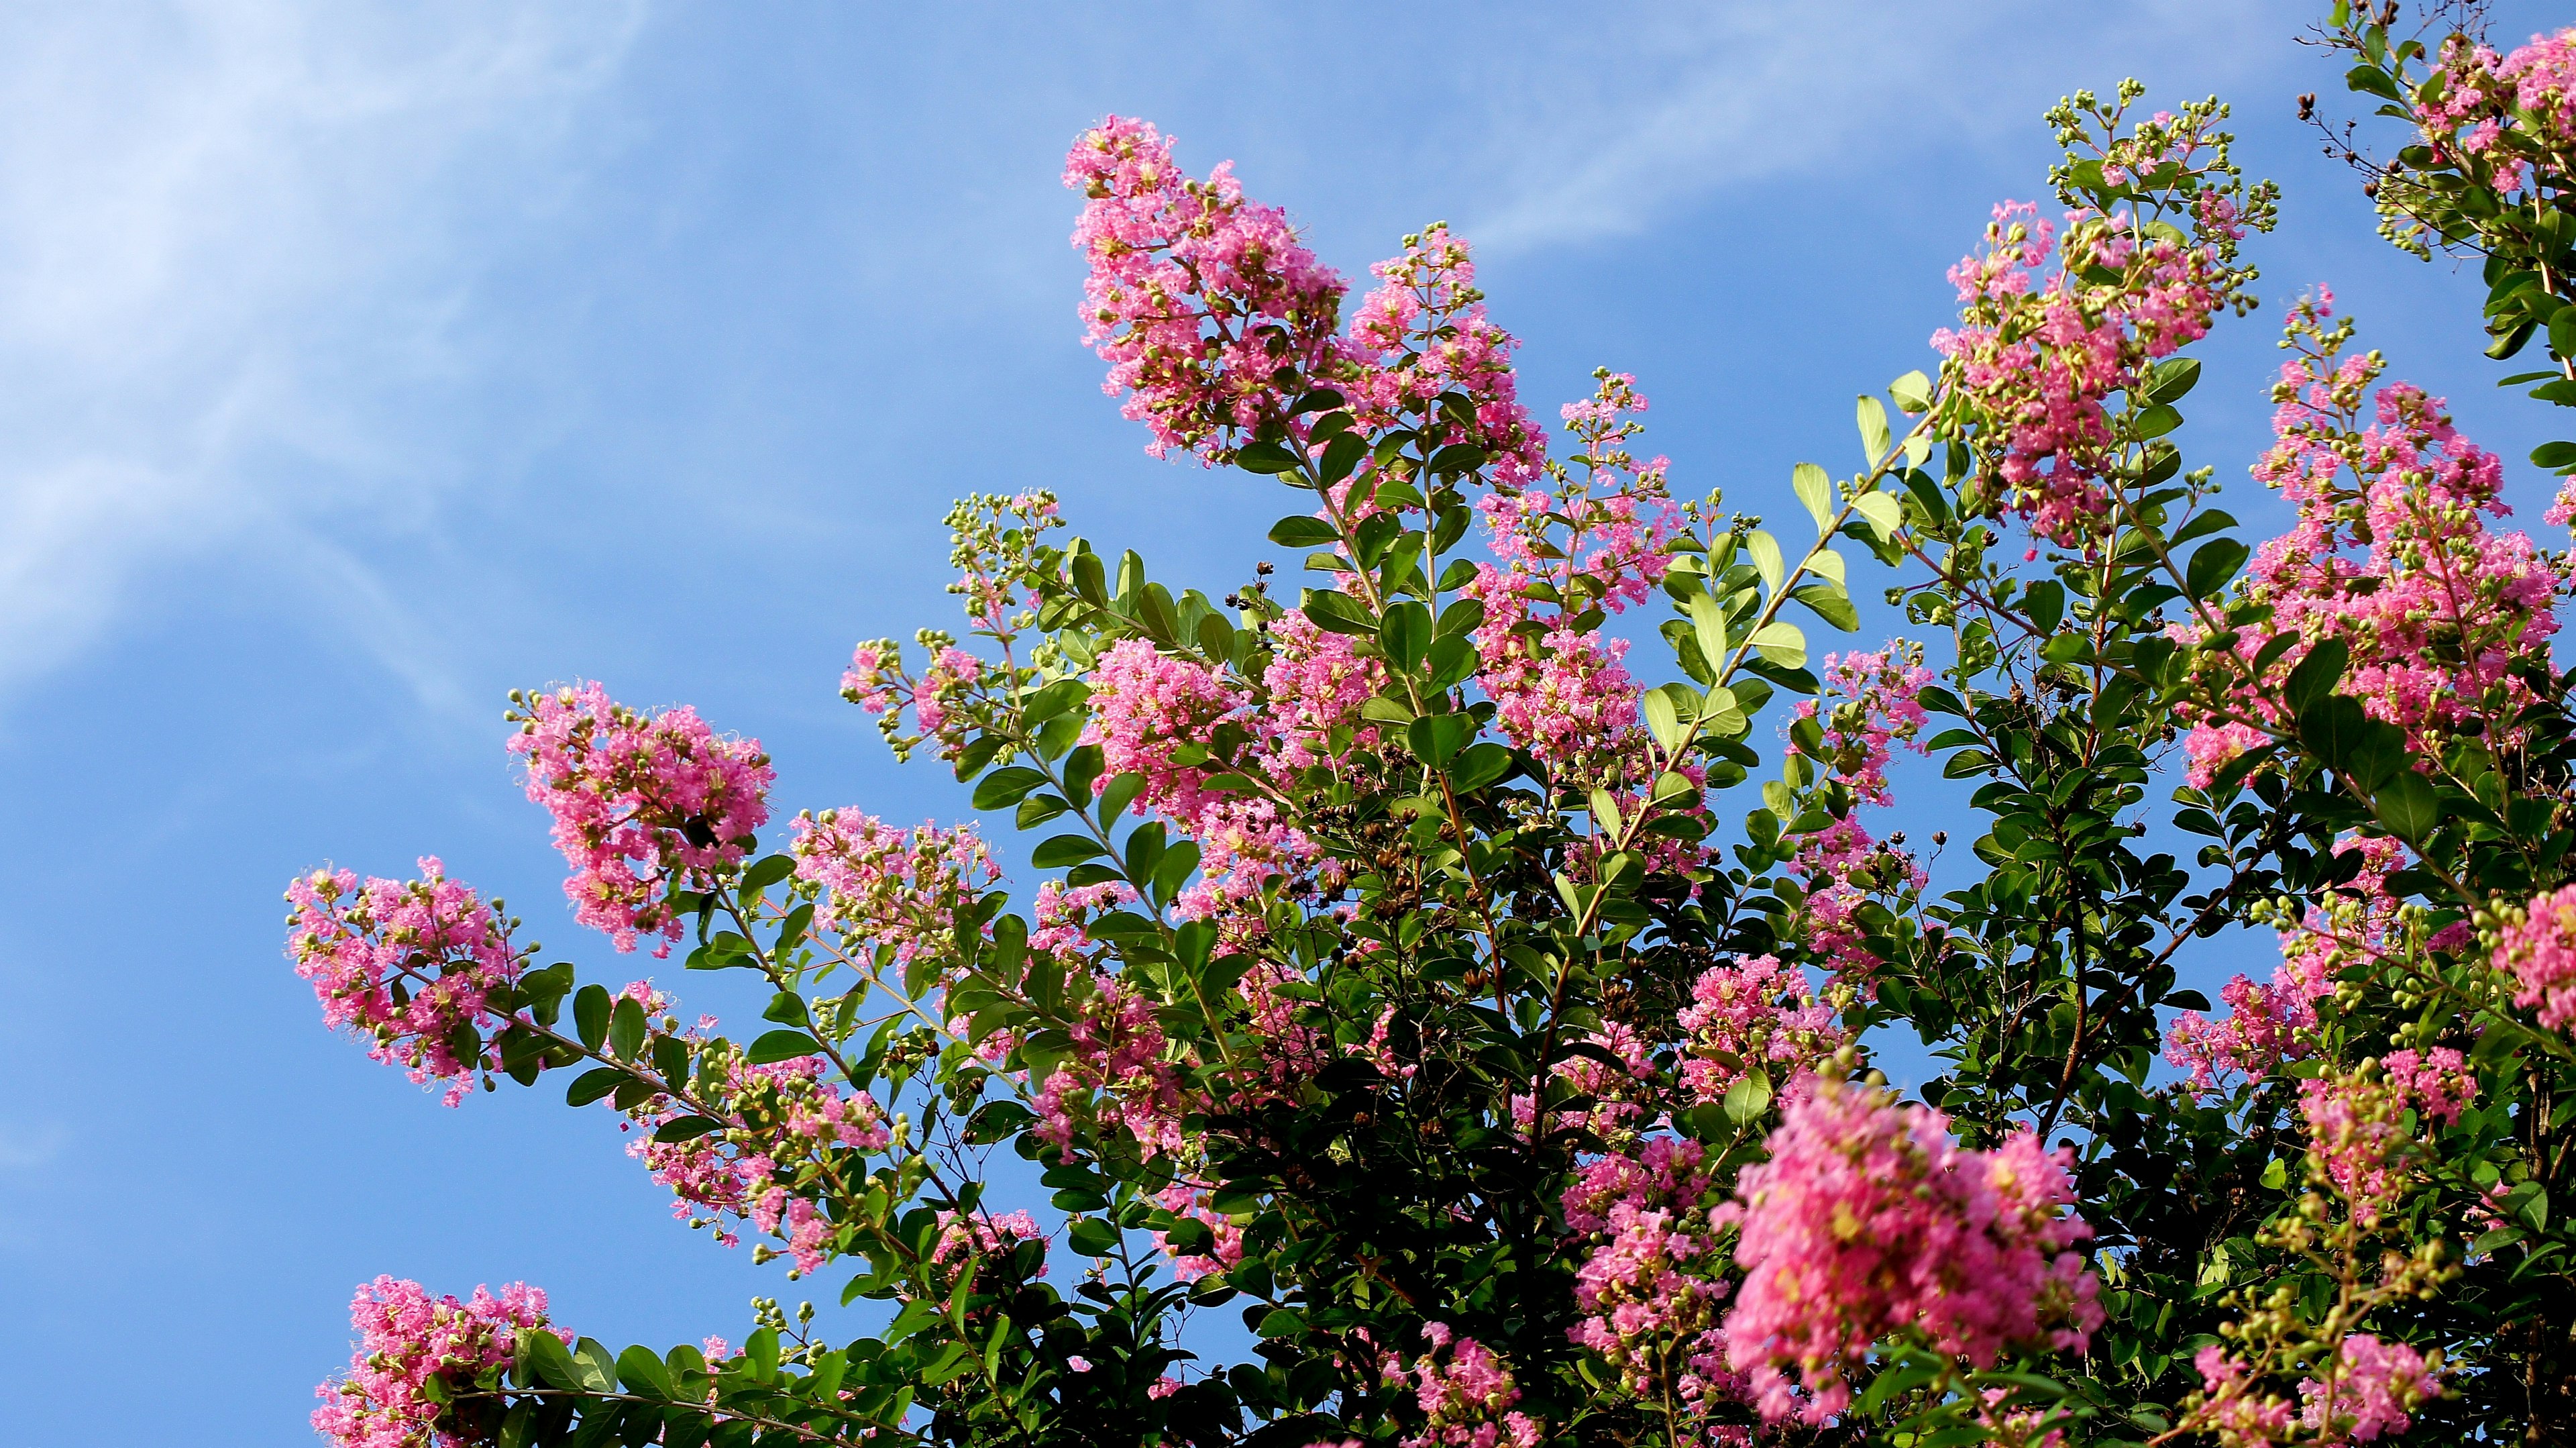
[1333,223,1547,487]
[1065,116,1345,464]
[2165,836,2443,1091]
[1676,954,1847,1102]
[2171,299,2562,782]
[1388,1323,1544,1448]
[507,682,774,955]
[1150,1183,1247,1281]
[286,860,529,1107]
[2298,1335,2441,1443]
[2300,1053,2477,1227]
[1723,1076,2102,1425]
[1787,817,1925,988]
[1561,1137,1749,1428]
[1932,95,2267,548]
[1790,644,1933,807]
[312,1276,564,1448]
[626,1043,893,1264]
[1032,973,1189,1163]
[2412,28,2576,197]
[2494,882,2576,1032]
[790,809,1000,966]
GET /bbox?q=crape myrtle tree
[292,7,2576,1445]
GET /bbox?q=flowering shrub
[294,11,2576,1446]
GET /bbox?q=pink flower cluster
[2163,961,2328,1092]
[1676,955,1845,1102]
[2414,29,2576,192]
[1457,371,1683,783]
[1933,164,2250,546]
[1389,1324,1543,1448]
[2174,302,2561,777]
[2300,1335,2440,1443]
[2495,882,2576,1031]
[790,810,999,966]
[627,1052,892,1264]
[311,1276,562,1448]
[1561,1138,1746,1420]
[1788,817,1924,986]
[1792,646,1932,807]
[1032,975,1187,1161]
[2299,1055,2475,1226]
[1723,1078,2102,1425]
[1150,1183,1246,1281]
[1334,223,1546,486]
[508,682,774,955]
[1079,630,1360,913]
[286,860,526,1106]
[918,1208,1049,1306]
[1064,117,1344,463]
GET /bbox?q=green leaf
[2373,769,2443,841]
[1408,713,1475,766]
[570,1337,616,1392]
[1747,531,1785,592]
[2260,1157,2288,1190]
[1792,462,1834,532]
[2143,355,2201,404]
[1234,440,1303,474]
[608,998,647,1062]
[1855,395,1891,464]
[2185,538,2249,600]
[525,1328,582,1392]
[616,1345,674,1399]
[1448,742,1516,792]
[1642,686,1687,750]
[1790,582,1858,632]
[746,1029,820,1066]
[1723,1070,1774,1124]
[1686,591,1730,674]
[971,767,1050,811]
[2023,579,2065,633]
[654,1115,722,1143]
[1299,588,1375,636]
[1750,621,1806,670]
[574,984,612,1053]
[566,1066,627,1108]
[1851,491,1902,541]
[1067,1217,1122,1255]
[1099,772,1146,823]
[1030,834,1108,869]
[2285,638,2351,718]
[1379,601,1432,670]
[1888,369,1933,413]
[1267,514,1338,547]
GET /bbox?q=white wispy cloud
[1460,0,2294,252]
[0,1,641,696]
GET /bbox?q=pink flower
[508,682,774,956]
[286,860,527,1106]
[1333,223,1546,486]
[1676,955,1845,1102]
[1935,142,2257,548]
[1065,117,1344,464]
[1723,1078,2102,1425]
[1031,975,1190,1162]
[1150,1184,1246,1281]
[1389,1325,1544,1448]
[1790,645,1933,807]
[2172,304,2562,767]
[790,811,1000,966]
[2298,1335,2441,1442]
[2496,882,2576,1031]
[311,1277,563,1448]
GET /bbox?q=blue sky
[0,2,2563,1442]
